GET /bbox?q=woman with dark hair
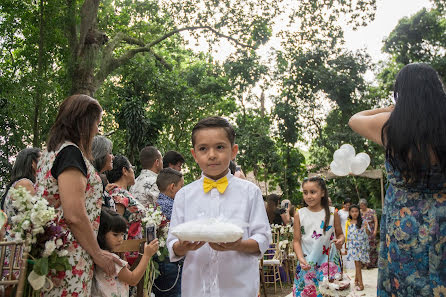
[349,63,446,296]
[1,148,41,211]
[106,155,146,265]
[35,94,120,297]
[1,148,40,242]
[265,194,290,225]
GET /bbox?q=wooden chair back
[0,240,28,297]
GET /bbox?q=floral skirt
[43,242,94,297]
[377,184,446,296]
[293,258,341,297]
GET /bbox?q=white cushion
[171,219,244,243]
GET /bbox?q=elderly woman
[35,94,119,296]
[92,135,115,209]
[358,199,378,268]
[92,135,113,174]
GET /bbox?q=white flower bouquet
[141,204,169,295]
[8,187,71,292]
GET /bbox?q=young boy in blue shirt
[166,116,271,297]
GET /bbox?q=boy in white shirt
[166,116,271,297]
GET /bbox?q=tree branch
[94,47,170,91]
[147,25,254,49]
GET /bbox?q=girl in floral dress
[92,207,159,297]
[293,177,345,297]
[345,205,370,291]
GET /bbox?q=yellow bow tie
[203,176,228,194]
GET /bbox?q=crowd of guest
[1,62,445,297]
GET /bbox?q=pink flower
[301,284,317,297]
[304,271,316,282]
[320,261,338,277]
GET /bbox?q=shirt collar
[201,170,233,182]
[158,192,174,201]
[140,169,158,176]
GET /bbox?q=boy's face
[191,127,238,180]
[172,177,184,197]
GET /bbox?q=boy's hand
[208,238,242,251]
[143,239,159,258]
[173,240,206,257]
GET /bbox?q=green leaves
[33,254,71,277]
[33,257,49,276]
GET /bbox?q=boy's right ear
[190,148,198,163]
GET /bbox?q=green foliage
[235,111,281,190]
[97,49,236,182]
[382,7,446,81]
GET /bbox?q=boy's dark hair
[192,117,235,147]
[343,198,352,205]
[140,146,161,169]
[163,151,185,168]
[156,168,183,192]
[97,207,127,251]
[106,155,130,183]
[348,204,363,229]
[302,176,330,234]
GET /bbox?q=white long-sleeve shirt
[167,172,271,297]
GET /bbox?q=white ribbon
[27,271,54,291]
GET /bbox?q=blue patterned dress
[346,223,369,263]
[378,160,446,296]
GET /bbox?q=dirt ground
[265,268,378,297]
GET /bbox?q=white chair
[262,243,283,293]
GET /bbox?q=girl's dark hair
[302,177,330,233]
[343,198,352,204]
[47,94,102,160]
[106,155,130,183]
[348,205,363,229]
[97,207,127,251]
[1,148,41,210]
[382,63,446,182]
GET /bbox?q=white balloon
[333,149,350,163]
[330,161,350,176]
[339,144,356,160]
[350,155,369,175]
[356,152,371,166]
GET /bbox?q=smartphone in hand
[145,224,156,243]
